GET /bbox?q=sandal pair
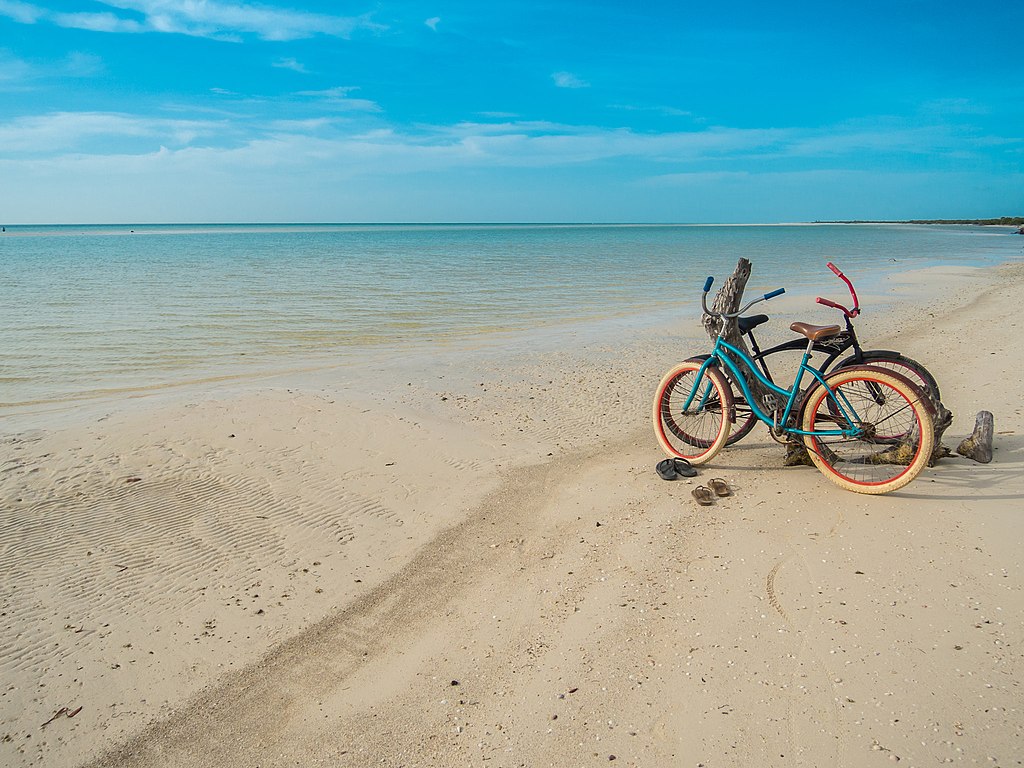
[692,478,731,505]
[656,457,697,480]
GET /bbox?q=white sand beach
[2,262,1022,767]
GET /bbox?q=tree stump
[702,258,777,417]
[956,411,994,463]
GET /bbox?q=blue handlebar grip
[703,276,714,292]
[764,288,785,300]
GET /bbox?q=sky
[1,0,1022,223]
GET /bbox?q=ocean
[1,223,1020,411]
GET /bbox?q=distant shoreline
[814,217,1024,226]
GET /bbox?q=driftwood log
[706,259,958,467]
[956,411,994,463]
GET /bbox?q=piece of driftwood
[927,402,954,466]
[702,258,778,416]
[783,441,816,467]
[956,411,994,463]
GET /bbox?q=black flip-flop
[672,457,698,478]
[656,458,678,480]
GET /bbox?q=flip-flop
[707,478,732,497]
[692,486,714,506]
[656,458,678,480]
[672,457,698,478]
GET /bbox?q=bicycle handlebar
[701,277,785,318]
[818,261,861,318]
[701,262,859,322]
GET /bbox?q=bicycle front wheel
[683,355,759,446]
[653,360,732,464]
[799,366,934,494]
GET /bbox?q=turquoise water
[1,223,1020,409]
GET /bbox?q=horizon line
[3,218,1020,229]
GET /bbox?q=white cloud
[2,112,1018,223]
[51,10,144,33]
[0,0,44,23]
[106,0,386,40]
[780,122,959,158]
[0,111,903,172]
[272,57,308,74]
[295,87,382,112]
[266,117,336,132]
[0,49,103,90]
[63,51,105,77]
[0,111,220,153]
[552,71,589,89]
[1,0,385,41]
[0,50,33,82]
[610,103,693,118]
[424,16,440,31]
[1,110,1014,204]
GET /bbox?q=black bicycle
[713,262,940,445]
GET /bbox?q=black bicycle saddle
[738,314,770,335]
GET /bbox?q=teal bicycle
[653,277,935,494]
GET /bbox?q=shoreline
[0,256,1008,430]
[2,261,1022,767]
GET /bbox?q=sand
[1,262,1022,767]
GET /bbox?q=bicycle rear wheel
[834,351,941,402]
[799,366,934,494]
[653,360,732,464]
[829,352,940,442]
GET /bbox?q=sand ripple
[0,390,490,768]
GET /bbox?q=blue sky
[1,0,1021,223]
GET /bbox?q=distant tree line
[904,217,1024,226]
[816,217,1024,226]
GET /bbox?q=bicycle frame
[745,326,854,384]
[686,337,860,438]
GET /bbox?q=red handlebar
[820,261,860,318]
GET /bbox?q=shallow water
[1,223,1020,409]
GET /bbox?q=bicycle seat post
[746,329,763,358]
